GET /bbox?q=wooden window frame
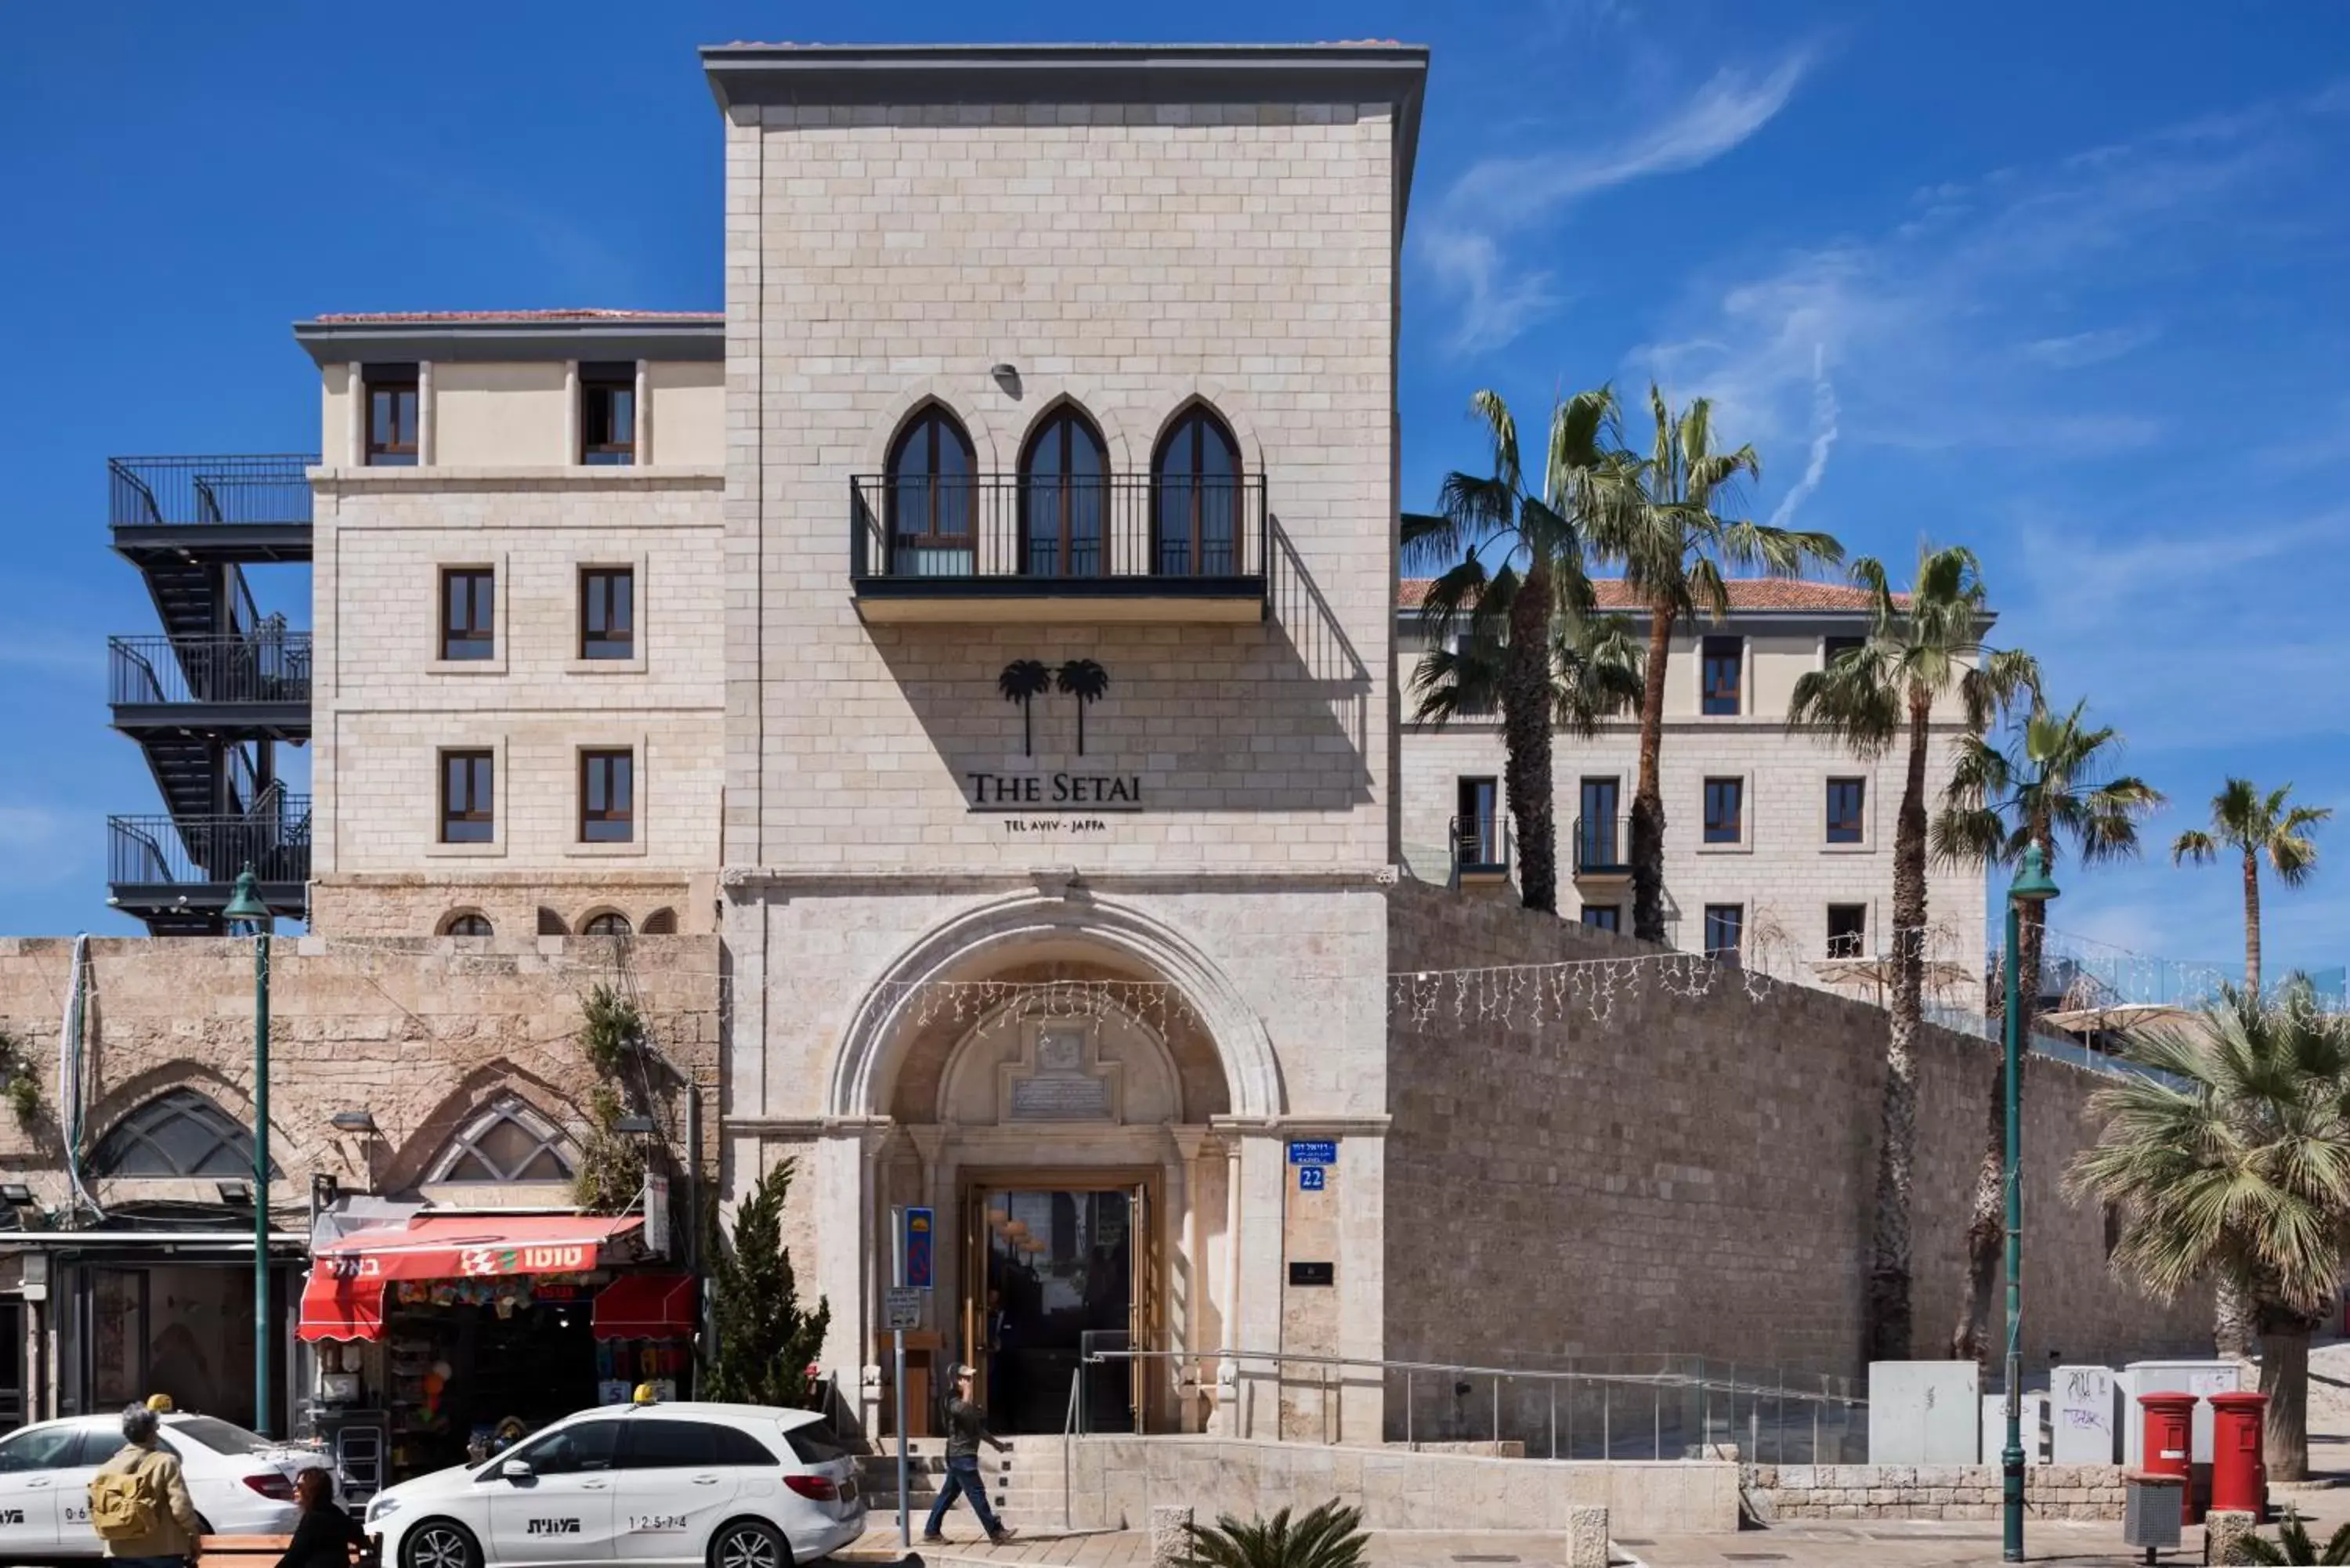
[365,367,420,467]
[886,407,978,550]
[1703,903,1745,961]
[1702,776,1744,845]
[579,565,635,660]
[580,362,637,466]
[1018,406,1109,578]
[1151,406,1243,578]
[1827,903,1869,959]
[440,567,496,661]
[1701,635,1744,716]
[579,748,635,844]
[1455,775,1502,870]
[1580,904,1621,934]
[1826,777,1867,845]
[439,749,494,844]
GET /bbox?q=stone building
[40,41,2207,1466]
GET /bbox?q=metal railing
[109,632,313,708]
[109,454,317,528]
[1068,1346,1867,1466]
[1573,813,1628,874]
[850,473,1268,584]
[107,796,312,887]
[1450,811,1509,878]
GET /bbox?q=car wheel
[402,1518,483,1568]
[709,1517,790,1568]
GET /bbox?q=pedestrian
[921,1364,1014,1546]
[88,1402,202,1568]
[275,1468,366,1568]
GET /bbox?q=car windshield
[169,1416,277,1456]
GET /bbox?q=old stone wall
[0,934,721,1216]
[1749,1462,2128,1522]
[1383,881,2207,1400]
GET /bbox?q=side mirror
[498,1459,533,1482]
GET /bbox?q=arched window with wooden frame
[1151,405,1242,577]
[439,910,493,938]
[1018,405,1108,578]
[581,910,632,938]
[886,406,977,577]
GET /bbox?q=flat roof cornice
[291,314,725,368]
[703,42,1430,214]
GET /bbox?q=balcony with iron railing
[1451,811,1511,887]
[109,631,313,730]
[109,455,316,565]
[849,473,1267,622]
[107,793,311,921]
[1571,814,1631,880]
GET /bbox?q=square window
[1581,905,1620,934]
[1827,777,1866,844]
[439,750,494,844]
[1455,776,1502,871]
[580,750,634,844]
[580,566,635,660]
[1703,777,1744,844]
[365,364,419,467]
[1828,904,1868,959]
[1703,903,1744,962]
[440,568,495,661]
[1824,634,1866,667]
[580,362,636,466]
[1701,635,1744,716]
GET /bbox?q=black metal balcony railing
[1574,814,1629,875]
[110,632,313,709]
[1451,812,1509,876]
[110,455,317,528]
[108,797,312,887]
[851,474,1267,586]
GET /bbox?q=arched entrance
[830,892,1274,1436]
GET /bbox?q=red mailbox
[2138,1391,2200,1523]
[2209,1391,2269,1522]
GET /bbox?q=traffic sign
[904,1206,935,1289]
[884,1287,922,1330]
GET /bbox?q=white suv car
[366,1401,863,1568]
[0,1411,336,1559]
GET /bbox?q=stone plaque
[1009,1071,1112,1122]
[1038,1031,1083,1074]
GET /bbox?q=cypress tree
[703,1158,831,1408]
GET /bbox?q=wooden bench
[196,1534,370,1568]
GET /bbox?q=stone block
[1150,1505,1193,1568]
[2206,1508,2257,1565]
[1565,1505,1607,1568]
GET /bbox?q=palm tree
[1584,385,1843,942]
[1934,694,2166,1362]
[1402,388,1627,914]
[1055,658,1109,755]
[2070,989,2350,1481]
[998,659,1052,755]
[1409,583,1646,735]
[2173,779,2331,999]
[1180,1500,1368,1568]
[2241,1508,2350,1564]
[1785,545,2036,1363]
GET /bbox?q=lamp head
[220,863,269,923]
[2008,843,2060,907]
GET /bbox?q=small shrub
[1181,1501,1368,1568]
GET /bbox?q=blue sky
[2,3,2345,981]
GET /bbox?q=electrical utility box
[2118,1361,2244,1466]
[1868,1361,1980,1465]
[1979,1392,2050,1465]
[2051,1364,2123,1464]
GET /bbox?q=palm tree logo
[997,659,1053,756]
[1056,659,1109,755]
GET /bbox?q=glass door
[971,1187,1134,1434]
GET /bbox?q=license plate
[838,1479,859,1503]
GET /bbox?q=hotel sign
[973,656,1142,812]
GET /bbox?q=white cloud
[2019,324,2162,369]
[1417,53,1813,352]
[1766,344,1838,528]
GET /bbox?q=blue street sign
[1298,1165,1327,1192]
[905,1207,935,1290]
[1287,1140,1337,1166]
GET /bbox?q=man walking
[89,1402,201,1567]
[922,1364,1015,1546]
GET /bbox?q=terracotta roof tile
[1397,577,1899,612]
[307,309,722,324]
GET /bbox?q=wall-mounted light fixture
[0,1184,34,1207]
[989,363,1021,396]
[216,1180,255,1205]
[330,1110,378,1133]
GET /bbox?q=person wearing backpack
[88,1403,201,1566]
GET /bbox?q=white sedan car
[367,1401,862,1568]
[0,1410,334,1559]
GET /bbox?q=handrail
[107,454,317,528]
[108,633,313,708]
[850,473,1268,584]
[1572,813,1628,873]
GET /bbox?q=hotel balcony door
[963,1173,1158,1435]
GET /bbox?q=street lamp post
[2001,842,2059,1563]
[221,865,273,1438]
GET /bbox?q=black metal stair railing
[108,632,313,707]
[107,796,312,887]
[109,454,317,527]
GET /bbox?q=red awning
[591,1273,697,1341]
[298,1269,387,1343]
[313,1213,644,1283]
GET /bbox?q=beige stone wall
[306,871,718,938]
[721,99,1397,875]
[1752,1462,2128,1522]
[0,934,721,1215]
[309,467,725,933]
[1382,881,2207,1396]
